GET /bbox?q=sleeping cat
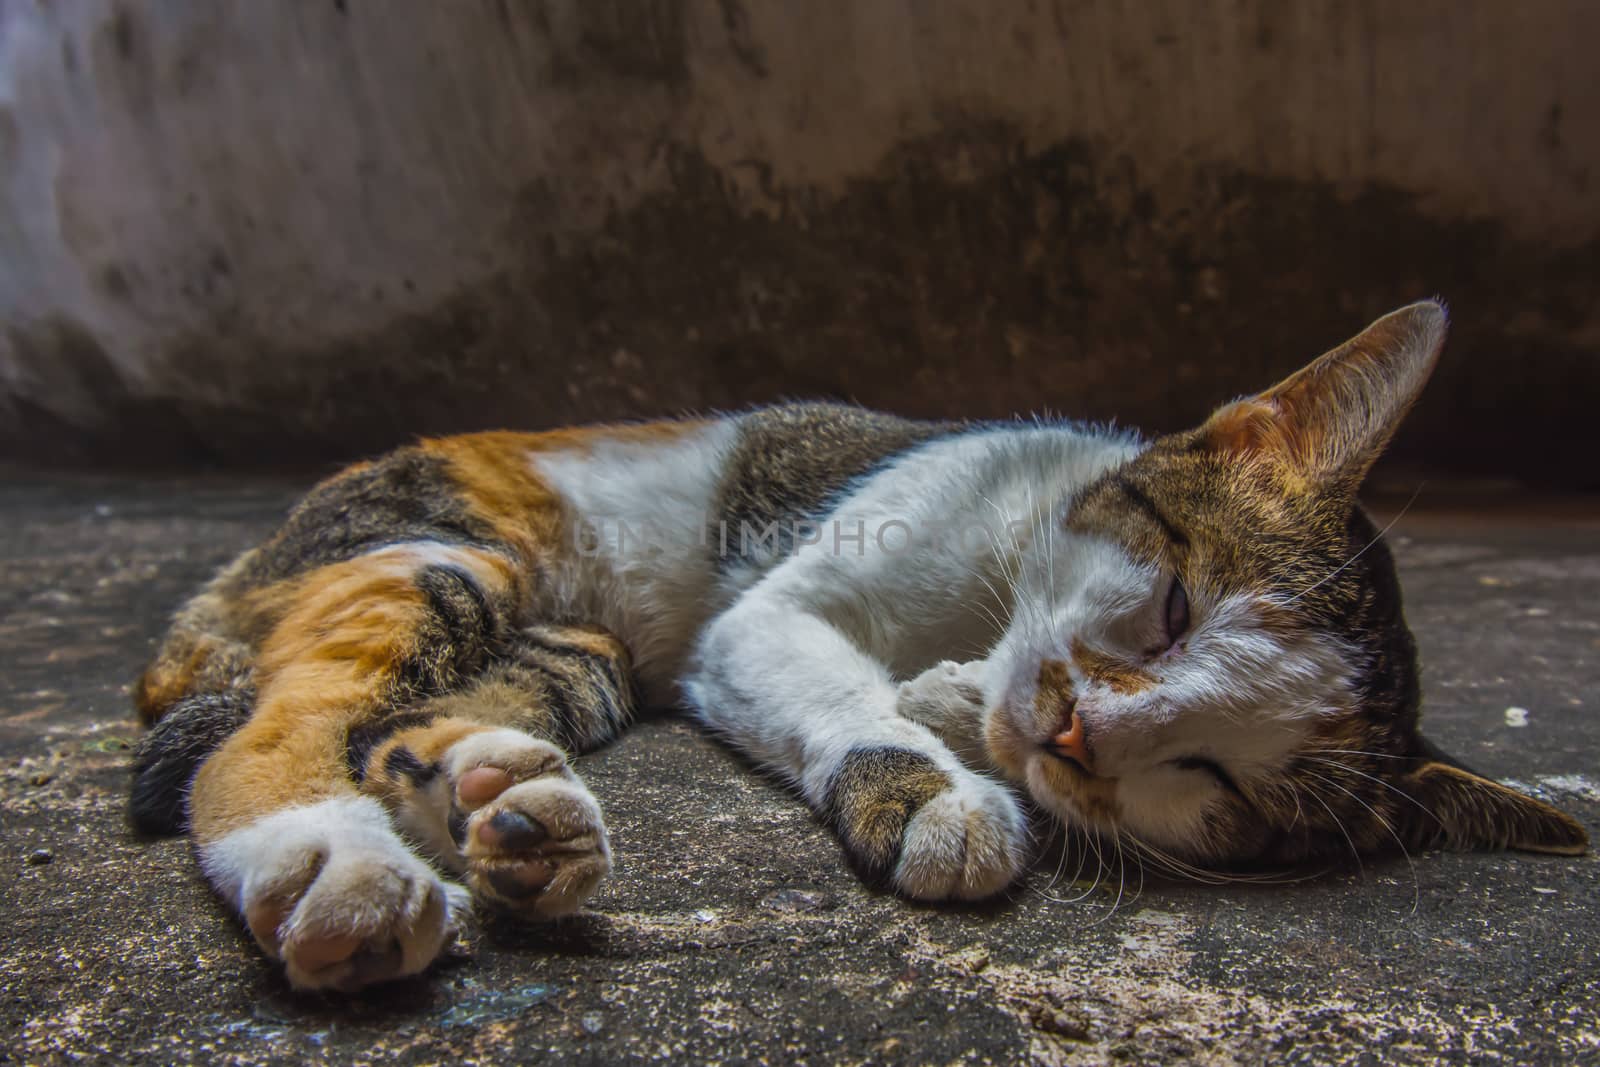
[130,300,1586,991]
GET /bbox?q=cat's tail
[130,564,259,836]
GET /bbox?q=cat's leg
[349,624,635,914]
[688,598,1028,901]
[188,546,611,991]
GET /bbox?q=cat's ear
[1395,756,1589,855]
[1200,300,1448,495]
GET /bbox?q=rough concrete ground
[1,470,1596,1065]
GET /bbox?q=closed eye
[1145,574,1192,659]
[1164,575,1190,646]
[1171,756,1242,796]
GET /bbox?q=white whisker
[1280,484,1423,606]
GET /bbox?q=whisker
[945,556,1015,643]
[979,492,1051,638]
[1305,755,1442,828]
[1041,820,1071,893]
[1306,768,1420,917]
[1035,830,1104,905]
[1027,483,1063,648]
[1122,837,1234,885]
[977,494,1023,587]
[1300,776,1365,877]
[1116,827,1148,906]
[1124,835,1313,887]
[1020,483,1059,645]
[1271,778,1308,834]
[1062,823,1095,895]
[1280,484,1423,605]
[1310,747,1414,762]
[1097,832,1126,923]
[1073,830,1110,905]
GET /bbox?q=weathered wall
[2,1,1597,482]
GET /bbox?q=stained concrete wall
[2,1,1597,483]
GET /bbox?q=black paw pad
[481,809,549,852]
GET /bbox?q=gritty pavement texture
[1,470,1597,1065]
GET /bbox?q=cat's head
[984,301,1588,868]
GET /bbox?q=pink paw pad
[457,766,514,808]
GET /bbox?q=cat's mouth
[1042,743,1091,778]
[985,704,1124,828]
[1033,744,1121,821]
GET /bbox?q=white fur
[200,795,470,991]
[683,426,1137,898]
[530,420,739,704]
[440,727,569,784]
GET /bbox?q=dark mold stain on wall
[2,127,1597,485]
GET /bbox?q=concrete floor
[1,471,1596,1065]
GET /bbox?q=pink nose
[1047,707,1094,774]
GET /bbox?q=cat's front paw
[896,660,991,766]
[823,746,1028,902]
[201,796,470,992]
[894,772,1028,900]
[898,659,985,712]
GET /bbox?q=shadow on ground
[1,472,1596,1064]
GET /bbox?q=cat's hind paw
[362,725,613,919]
[896,660,992,766]
[435,729,611,918]
[459,772,611,917]
[896,660,988,722]
[201,796,470,992]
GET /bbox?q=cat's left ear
[1395,756,1589,855]
[1201,300,1448,495]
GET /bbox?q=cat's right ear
[1395,756,1589,856]
[1199,301,1448,496]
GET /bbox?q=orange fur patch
[188,545,516,841]
[1069,637,1155,696]
[417,433,566,564]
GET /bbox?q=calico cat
[131,300,1587,992]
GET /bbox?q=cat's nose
[1047,707,1096,775]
